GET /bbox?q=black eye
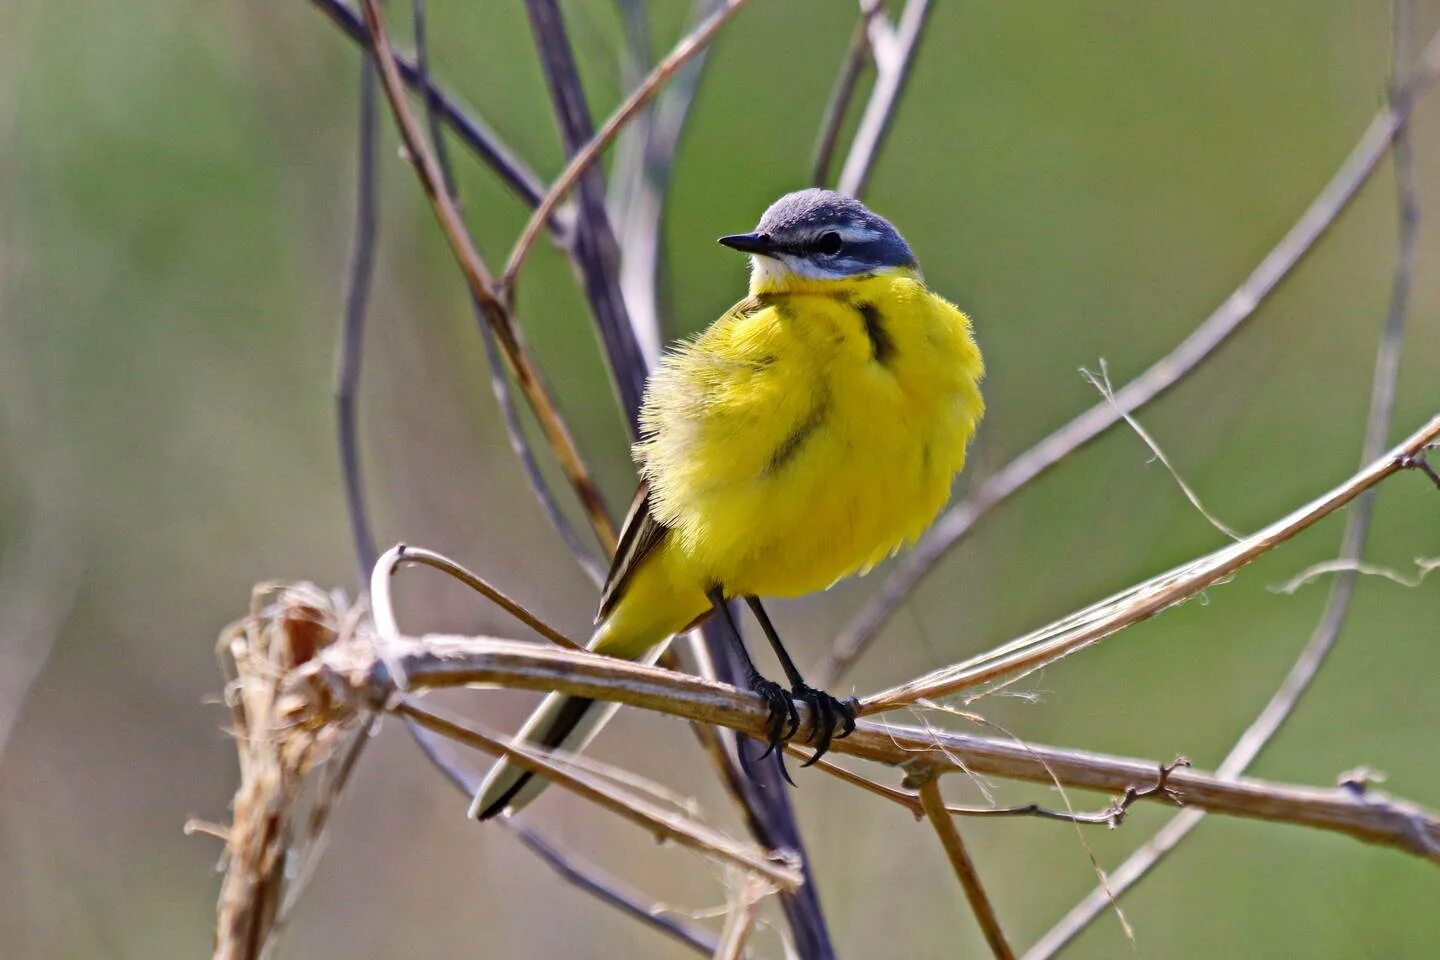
[814,231,843,256]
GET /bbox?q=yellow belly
[594,271,983,660]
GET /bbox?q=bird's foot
[749,673,800,764]
[793,684,858,768]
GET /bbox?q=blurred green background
[3,0,1439,956]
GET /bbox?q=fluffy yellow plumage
[473,189,983,819]
[598,271,982,658]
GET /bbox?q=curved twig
[501,0,750,295]
[358,0,617,549]
[411,0,605,582]
[1024,6,1426,954]
[816,26,1440,686]
[315,635,1440,864]
[860,413,1440,711]
[334,54,380,580]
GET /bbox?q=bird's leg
[706,588,799,775]
[745,597,857,767]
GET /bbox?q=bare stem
[834,0,933,198]
[317,635,1440,864]
[1024,6,1425,955]
[816,26,1440,685]
[410,0,605,583]
[307,0,555,216]
[861,413,1440,710]
[800,748,1189,827]
[501,0,750,294]
[522,0,650,424]
[396,700,803,890]
[334,53,379,580]
[357,0,617,549]
[917,776,1016,960]
[810,1,879,188]
[612,0,724,367]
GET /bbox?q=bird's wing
[595,479,669,623]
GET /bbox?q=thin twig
[523,0,650,425]
[810,0,879,188]
[797,748,1189,827]
[861,413,1440,710]
[380,543,583,651]
[916,775,1016,959]
[358,0,617,549]
[1083,361,1241,540]
[501,0,750,295]
[612,0,723,366]
[409,0,605,582]
[318,634,1440,862]
[834,0,933,198]
[401,720,721,957]
[395,701,804,891]
[335,52,380,580]
[694,614,841,960]
[816,26,1440,686]
[307,0,556,216]
[712,874,765,960]
[1025,6,1425,954]
[512,820,725,957]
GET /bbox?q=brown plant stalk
[357,0,617,548]
[816,22,1440,686]
[1023,6,1428,953]
[499,0,751,295]
[860,412,1440,710]
[316,631,1440,864]
[916,774,1016,959]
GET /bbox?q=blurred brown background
[2,0,1439,956]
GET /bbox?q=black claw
[793,683,851,768]
[750,674,793,761]
[773,746,797,787]
[837,697,858,738]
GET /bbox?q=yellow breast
[636,270,984,599]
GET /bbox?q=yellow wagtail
[473,189,984,819]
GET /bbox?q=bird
[471,188,984,820]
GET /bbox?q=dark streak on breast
[766,395,829,474]
[857,302,894,365]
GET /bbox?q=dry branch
[834,0,933,198]
[396,701,803,891]
[409,0,605,583]
[860,413,1440,710]
[206,584,373,960]
[1025,7,1429,952]
[307,0,553,213]
[501,0,750,294]
[334,52,379,578]
[916,775,1016,960]
[317,634,1440,864]
[817,24,1440,685]
[358,0,618,549]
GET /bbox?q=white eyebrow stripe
[836,225,881,242]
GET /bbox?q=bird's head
[718,188,918,293]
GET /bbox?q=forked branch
[318,633,1440,864]
[817,24,1440,685]
[860,413,1440,710]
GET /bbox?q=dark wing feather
[596,480,669,623]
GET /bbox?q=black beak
[717,232,778,256]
